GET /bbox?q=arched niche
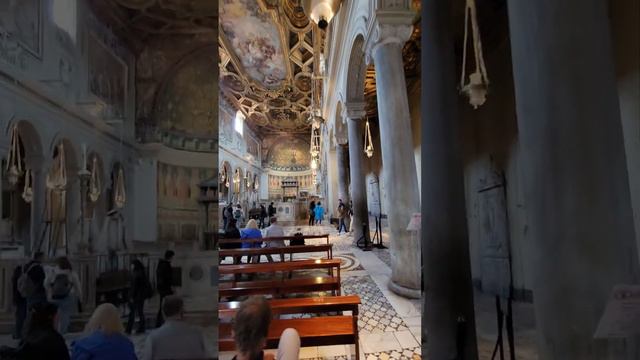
[219,160,232,204]
[86,151,107,247]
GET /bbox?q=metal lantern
[364,119,374,158]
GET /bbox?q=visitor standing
[349,200,354,233]
[126,259,151,334]
[234,204,245,227]
[155,250,175,327]
[71,303,137,359]
[11,263,27,339]
[0,302,70,360]
[224,204,234,230]
[264,217,285,262]
[231,296,300,360]
[314,202,325,225]
[142,296,208,360]
[308,200,316,226]
[337,199,348,234]
[17,252,47,311]
[45,256,82,334]
[268,202,276,225]
[259,204,267,228]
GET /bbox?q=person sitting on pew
[142,295,207,360]
[241,219,263,263]
[232,296,300,360]
[0,302,70,360]
[70,303,136,360]
[264,217,285,263]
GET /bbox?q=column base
[388,279,421,299]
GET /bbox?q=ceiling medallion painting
[219,0,321,135]
[220,0,287,88]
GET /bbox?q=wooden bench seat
[219,244,333,262]
[219,276,341,298]
[219,295,360,318]
[219,259,341,276]
[218,234,330,246]
[219,296,361,359]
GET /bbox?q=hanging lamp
[364,119,374,158]
[114,166,126,209]
[22,169,33,203]
[302,0,342,30]
[88,156,101,203]
[6,125,24,186]
[460,0,490,109]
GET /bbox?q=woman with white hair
[70,303,136,359]
[241,219,262,263]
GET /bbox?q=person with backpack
[17,252,47,311]
[45,256,82,334]
[126,259,151,334]
[155,250,175,327]
[234,204,245,227]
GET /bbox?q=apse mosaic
[220,0,287,88]
[266,137,311,171]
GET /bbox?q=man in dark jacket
[268,202,276,225]
[20,252,47,309]
[155,250,175,327]
[259,204,267,228]
[11,264,26,339]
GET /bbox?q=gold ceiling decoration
[219,0,322,136]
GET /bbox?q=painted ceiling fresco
[266,136,311,171]
[220,0,287,88]
[219,0,321,135]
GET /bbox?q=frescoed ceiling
[219,0,321,136]
[89,0,216,51]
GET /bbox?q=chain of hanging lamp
[364,118,374,158]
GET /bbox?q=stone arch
[220,160,232,204]
[344,34,368,104]
[2,120,43,250]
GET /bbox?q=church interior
[0,0,639,359]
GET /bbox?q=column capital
[365,11,415,63]
[342,102,367,120]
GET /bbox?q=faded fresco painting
[157,162,215,243]
[219,0,286,88]
[88,33,127,119]
[0,0,42,57]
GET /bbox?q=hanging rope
[460,0,490,109]
[7,125,24,186]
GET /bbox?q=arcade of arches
[0,0,639,359]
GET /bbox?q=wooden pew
[219,243,333,263]
[218,234,331,247]
[219,259,342,298]
[219,296,361,359]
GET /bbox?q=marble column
[336,143,350,204]
[507,0,640,358]
[344,103,370,245]
[367,16,421,298]
[421,0,478,357]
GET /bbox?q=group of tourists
[308,198,352,234]
[223,202,277,230]
[307,200,325,225]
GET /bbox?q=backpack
[291,232,305,246]
[17,264,37,298]
[234,209,242,219]
[51,273,72,300]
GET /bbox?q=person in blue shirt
[71,303,137,360]
[241,219,263,263]
[314,202,325,225]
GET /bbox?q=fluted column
[336,143,350,204]
[366,13,421,298]
[507,0,640,358]
[344,103,370,245]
